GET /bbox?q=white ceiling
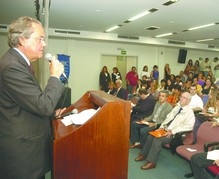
[0,0,219,47]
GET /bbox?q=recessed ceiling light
[196,38,214,42]
[188,23,215,31]
[105,25,120,32]
[155,33,173,38]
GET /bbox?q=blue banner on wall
[57,54,70,83]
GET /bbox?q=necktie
[167,107,183,126]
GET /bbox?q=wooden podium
[52,90,131,179]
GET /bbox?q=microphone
[44,53,68,79]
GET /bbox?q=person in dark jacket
[130,88,156,123]
[0,16,65,179]
[114,79,128,100]
[99,66,111,92]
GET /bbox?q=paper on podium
[207,150,219,160]
[61,108,99,126]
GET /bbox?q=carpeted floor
[128,147,194,179]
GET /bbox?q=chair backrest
[196,121,219,146]
[182,131,193,145]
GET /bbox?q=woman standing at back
[111,67,122,84]
[184,59,193,76]
[99,66,111,92]
[141,65,150,79]
[164,63,171,81]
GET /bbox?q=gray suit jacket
[143,101,173,125]
[0,48,65,178]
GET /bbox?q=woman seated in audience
[192,87,219,144]
[193,77,202,94]
[181,79,193,92]
[187,71,194,82]
[107,81,117,95]
[166,83,181,106]
[128,79,142,100]
[207,69,216,83]
[170,74,176,84]
[165,79,174,93]
[142,75,152,85]
[154,79,166,100]
[147,80,158,99]
[199,78,213,105]
[197,72,206,87]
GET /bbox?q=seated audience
[134,92,195,170]
[129,90,172,149]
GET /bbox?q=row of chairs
[175,121,219,178]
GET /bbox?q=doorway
[101,55,138,88]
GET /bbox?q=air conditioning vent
[163,0,178,6]
[145,26,160,30]
[54,29,80,35]
[208,45,218,48]
[0,24,8,29]
[168,40,185,45]
[118,35,139,40]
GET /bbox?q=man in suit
[129,90,172,149]
[135,92,195,170]
[115,79,128,100]
[0,16,65,179]
[130,88,156,123]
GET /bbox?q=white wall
[0,34,219,103]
